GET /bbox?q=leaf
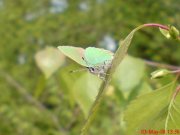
[35,47,65,79]
[57,64,85,106]
[127,81,152,102]
[109,28,139,74]
[58,64,101,116]
[113,55,145,93]
[165,86,180,130]
[72,73,101,116]
[123,81,179,135]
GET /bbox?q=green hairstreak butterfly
[58,46,114,79]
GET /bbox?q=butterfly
[58,46,114,79]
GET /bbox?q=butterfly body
[86,59,112,79]
[58,46,114,79]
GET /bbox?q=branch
[143,59,180,70]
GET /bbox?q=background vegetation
[0,0,180,135]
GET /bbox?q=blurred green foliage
[0,0,180,135]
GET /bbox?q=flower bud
[159,28,171,39]
[151,69,170,79]
[169,26,179,40]
[159,25,179,40]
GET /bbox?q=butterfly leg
[105,59,113,65]
[100,72,110,76]
[69,68,87,73]
[98,74,106,81]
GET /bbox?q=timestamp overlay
[140,129,180,134]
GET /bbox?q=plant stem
[143,23,169,30]
[170,69,180,74]
[143,59,180,70]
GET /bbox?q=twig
[170,69,180,74]
[143,59,180,70]
[143,23,169,30]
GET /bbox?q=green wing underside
[58,46,88,66]
[84,47,114,66]
[58,46,114,67]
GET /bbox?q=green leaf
[72,73,101,116]
[109,27,141,74]
[113,55,145,93]
[164,85,180,130]
[35,47,65,79]
[58,64,85,106]
[58,64,101,116]
[124,81,179,135]
[127,81,152,102]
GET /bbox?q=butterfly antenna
[69,68,87,73]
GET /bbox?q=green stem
[80,23,176,135]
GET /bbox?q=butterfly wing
[58,46,88,66]
[84,47,114,67]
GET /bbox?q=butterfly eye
[88,67,95,72]
[91,68,95,72]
